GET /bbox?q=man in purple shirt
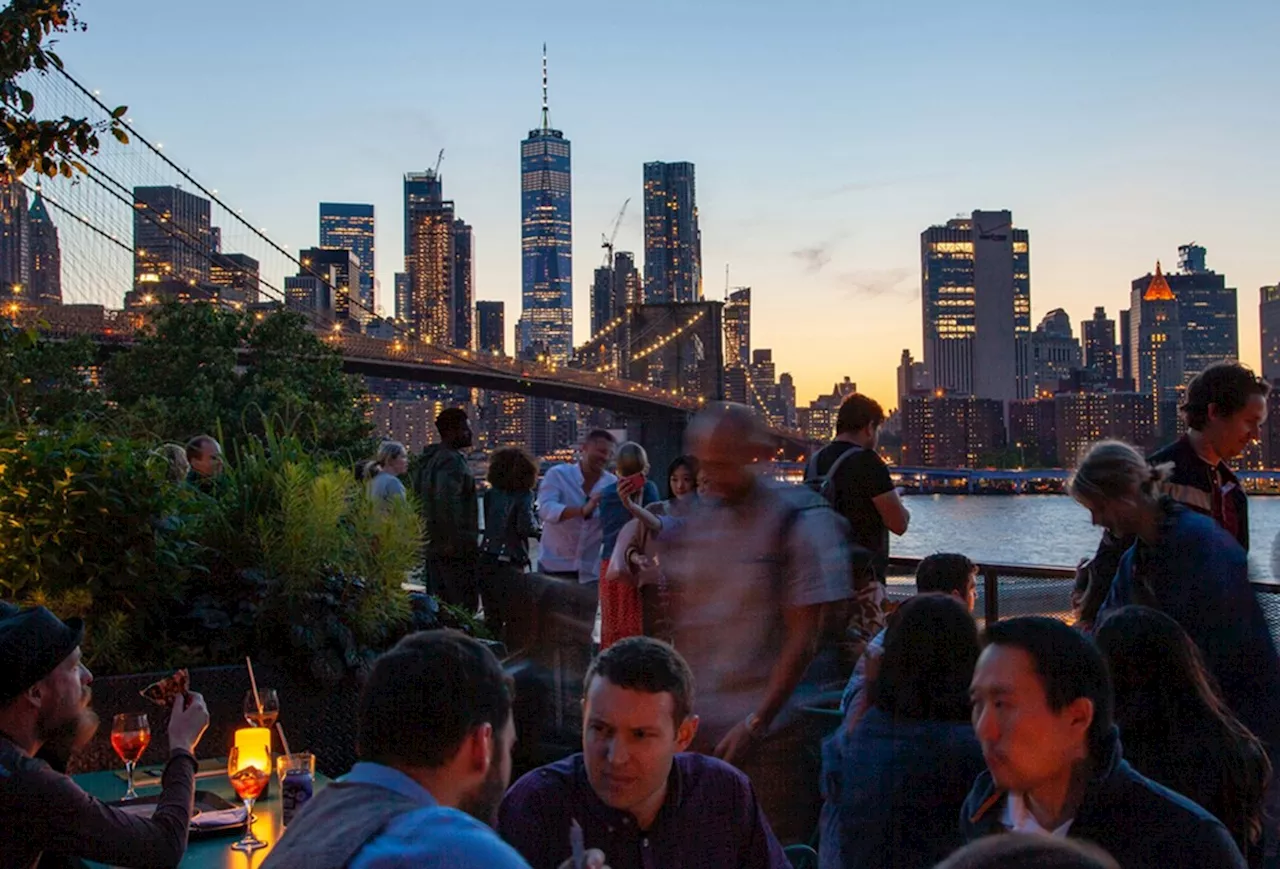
[498,637,790,869]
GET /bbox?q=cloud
[790,233,848,274]
[836,267,918,300]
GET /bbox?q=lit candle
[234,727,272,774]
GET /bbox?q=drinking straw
[275,723,293,760]
[245,656,264,718]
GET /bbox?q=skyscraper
[1261,284,1280,383]
[1031,309,1081,396]
[1129,262,1185,436]
[520,46,573,361]
[477,301,505,356]
[724,287,751,368]
[1166,243,1237,380]
[453,219,474,350]
[403,170,456,346]
[27,188,61,305]
[613,252,640,313]
[1082,306,1117,379]
[0,173,30,299]
[394,272,409,322]
[591,266,613,337]
[319,203,375,315]
[920,210,1031,404]
[643,161,701,303]
[298,247,361,323]
[133,186,213,289]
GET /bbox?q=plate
[106,790,255,839]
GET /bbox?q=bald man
[634,402,853,844]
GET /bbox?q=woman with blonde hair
[367,441,409,503]
[1070,439,1280,798]
[153,443,190,484]
[596,441,660,648]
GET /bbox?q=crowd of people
[4,360,1280,869]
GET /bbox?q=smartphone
[621,472,646,492]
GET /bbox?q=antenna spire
[541,43,550,131]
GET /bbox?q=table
[76,765,331,868]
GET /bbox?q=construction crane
[431,148,444,177]
[601,198,630,268]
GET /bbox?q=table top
[76,764,331,869]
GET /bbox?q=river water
[894,494,1280,581]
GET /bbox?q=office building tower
[921,210,1031,405]
[724,287,751,368]
[394,272,409,322]
[1119,308,1132,383]
[1082,306,1117,378]
[285,272,333,315]
[1165,244,1237,380]
[133,186,213,289]
[1129,262,1185,436]
[1262,284,1280,383]
[897,349,932,408]
[613,252,640,312]
[1031,309,1082,396]
[591,265,613,337]
[643,161,701,303]
[0,173,30,300]
[26,188,61,304]
[298,247,361,323]
[209,252,259,305]
[520,46,573,361]
[452,219,473,350]
[477,301,505,356]
[404,172,443,256]
[319,203,375,314]
[778,373,797,428]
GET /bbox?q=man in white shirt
[536,430,617,584]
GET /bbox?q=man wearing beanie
[0,603,210,869]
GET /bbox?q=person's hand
[167,691,210,755]
[583,493,602,519]
[556,849,609,869]
[713,718,755,767]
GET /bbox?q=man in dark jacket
[413,408,480,610]
[963,616,1245,868]
[1076,362,1268,623]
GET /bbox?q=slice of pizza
[139,669,191,708]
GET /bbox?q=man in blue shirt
[263,631,604,869]
[499,637,789,869]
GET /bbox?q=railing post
[983,566,1000,624]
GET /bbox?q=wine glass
[110,713,151,801]
[227,746,271,853]
[243,689,279,729]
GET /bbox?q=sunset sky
[58,0,1280,408]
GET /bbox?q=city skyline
[45,0,1280,407]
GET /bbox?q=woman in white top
[367,441,408,503]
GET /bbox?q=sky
[52,0,1280,409]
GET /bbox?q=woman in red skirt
[597,442,659,649]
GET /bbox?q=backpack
[803,442,865,506]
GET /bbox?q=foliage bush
[0,426,208,672]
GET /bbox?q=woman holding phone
[596,442,660,649]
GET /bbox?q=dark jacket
[960,729,1246,868]
[820,707,986,869]
[481,488,540,567]
[1080,435,1250,623]
[413,444,478,558]
[1101,503,1280,756]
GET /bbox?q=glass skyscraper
[1166,243,1237,382]
[643,161,702,303]
[519,48,572,361]
[319,203,375,316]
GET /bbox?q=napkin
[191,807,249,828]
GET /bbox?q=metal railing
[885,555,1280,644]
